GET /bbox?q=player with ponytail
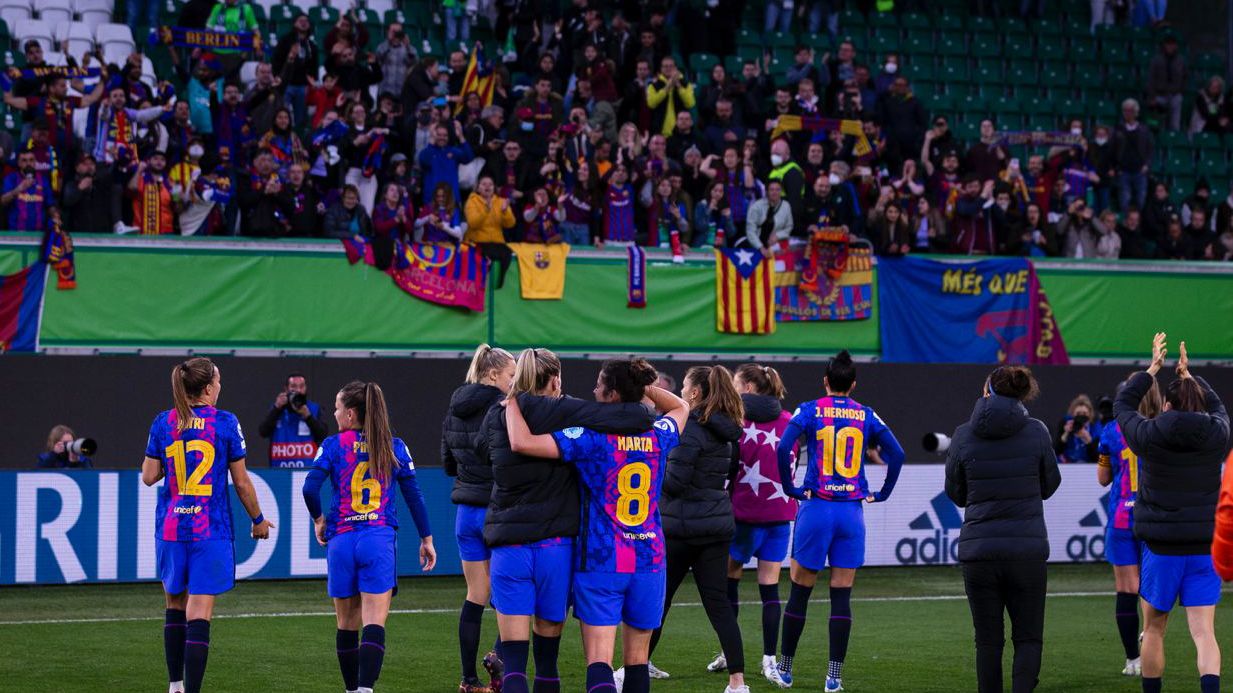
[648,365,749,693]
[714,363,798,686]
[772,350,905,692]
[302,381,436,693]
[445,343,516,693]
[141,357,273,693]
[505,359,689,693]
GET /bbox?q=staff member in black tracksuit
[442,343,515,693]
[648,365,748,693]
[945,366,1061,693]
[1115,334,1227,693]
[481,347,654,693]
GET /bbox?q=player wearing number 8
[1096,374,1161,677]
[505,359,691,693]
[301,381,437,693]
[141,357,274,693]
[772,350,905,692]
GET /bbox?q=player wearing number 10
[1096,375,1161,678]
[302,381,437,693]
[141,357,274,693]
[773,351,905,692]
[506,359,691,693]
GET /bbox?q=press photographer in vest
[258,372,328,467]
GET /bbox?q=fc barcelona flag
[343,237,489,312]
[42,218,76,290]
[455,43,495,114]
[0,262,47,353]
[715,248,775,334]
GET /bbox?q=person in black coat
[1114,334,1227,693]
[480,348,655,693]
[945,365,1061,693]
[647,366,747,691]
[440,343,516,693]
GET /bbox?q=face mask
[770,154,784,166]
[1094,136,1108,146]
[188,145,204,158]
[1070,127,1082,136]
[520,121,534,132]
[884,62,898,74]
[828,173,841,186]
[997,200,1010,211]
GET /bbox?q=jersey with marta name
[146,406,247,542]
[790,396,892,501]
[311,430,416,541]
[553,416,680,574]
[1098,422,1138,531]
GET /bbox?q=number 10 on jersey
[818,425,865,479]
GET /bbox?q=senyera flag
[0,262,47,353]
[455,42,495,114]
[343,237,489,312]
[715,247,775,334]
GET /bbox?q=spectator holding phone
[1056,394,1102,463]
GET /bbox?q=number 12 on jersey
[818,425,865,479]
[165,440,216,496]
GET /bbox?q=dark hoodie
[482,394,655,548]
[1115,371,1230,555]
[945,394,1061,562]
[661,410,742,544]
[440,382,505,506]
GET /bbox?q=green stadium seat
[723,55,743,76]
[766,31,795,50]
[970,35,1001,59]
[1131,43,1155,65]
[967,15,996,34]
[1026,115,1055,131]
[1158,130,1192,153]
[1029,18,1062,37]
[870,33,901,54]
[1162,151,1194,176]
[803,32,836,53]
[1105,64,1137,90]
[1097,42,1130,65]
[973,58,1003,81]
[900,12,931,30]
[1193,131,1223,150]
[935,32,966,57]
[906,61,937,83]
[1006,60,1036,85]
[935,13,963,32]
[998,16,1028,35]
[903,31,933,54]
[1069,38,1097,63]
[268,4,301,26]
[1063,17,1089,37]
[1039,62,1070,90]
[928,92,958,116]
[954,120,980,142]
[383,8,408,25]
[1073,63,1102,87]
[1088,98,1117,123]
[1020,95,1051,115]
[1003,34,1033,55]
[869,11,899,31]
[1036,35,1065,60]
[735,27,759,48]
[1193,53,1225,75]
[958,93,990,115]
[309,5,339,26]
[1198,156,1227,179]
[947,82,977,99]
[838,8,867,29]
[939,56,970,82]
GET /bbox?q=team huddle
[139,340,1225,693]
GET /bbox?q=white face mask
[828,173,841,186]
[1070,127,1082,136]
[770,154,784,166]
[884,62,898,74]
[1094,136,1108,146]
[188,145,204,158]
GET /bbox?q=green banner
[2,237,1230,360]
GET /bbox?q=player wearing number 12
[141,357,274,693]
[1096,376,1161,677]
[302,381,437,693]
[506,359,691,693]
[773,351,905,692]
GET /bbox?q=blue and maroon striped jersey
[146,406,247,542]
[310,430,417,541]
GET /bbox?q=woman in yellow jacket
[464,175,517,287]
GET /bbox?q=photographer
[1055,394,1102,463]
[257,373,328,468]
[37,425,93,469]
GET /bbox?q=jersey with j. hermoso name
[791,396,894,501]
[146,405,247,542]
[553,416,681,574]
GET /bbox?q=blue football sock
[1143,676,1162,693]
[829,586,853,675]
[459,600,485,680]
[780,580,813,663]
[336,628,359,691]
[164,608,186,684]
[623,664,650,693]
[532,633,561,693]
[500,639,529,693]
[1116,592,1140,659]
[760,582,781,657]
[585,662,615,692]
[1200,674,1220,693]
[183,619,210,693]
[358,624,386,688]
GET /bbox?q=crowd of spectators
[0,0,1229,261]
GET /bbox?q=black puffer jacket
[661,410,742,544]
[441,383,505,506]
[1116,372,1230,555]
[945,394,1061,562]
[482,395,656,548]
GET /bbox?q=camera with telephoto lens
[66,438,97,456]
[1072,413,1089,430]
[287,391,307,409]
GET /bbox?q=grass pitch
[1,564,1230,692]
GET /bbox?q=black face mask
[21,166,35,175]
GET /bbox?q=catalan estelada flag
[0,262,47,352]
[715,248,775,334]
[455,43,495,114]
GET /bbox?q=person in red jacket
[1213,450,1233,581]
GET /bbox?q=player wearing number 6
[772,350,905,692]
[506,359,690,693]
[302,381,437,693]
[141,357,274,693]
[1096,374,1161,677]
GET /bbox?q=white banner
[847,464,1110,566]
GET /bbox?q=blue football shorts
[156,538,235,595]
[791,499,865,571]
